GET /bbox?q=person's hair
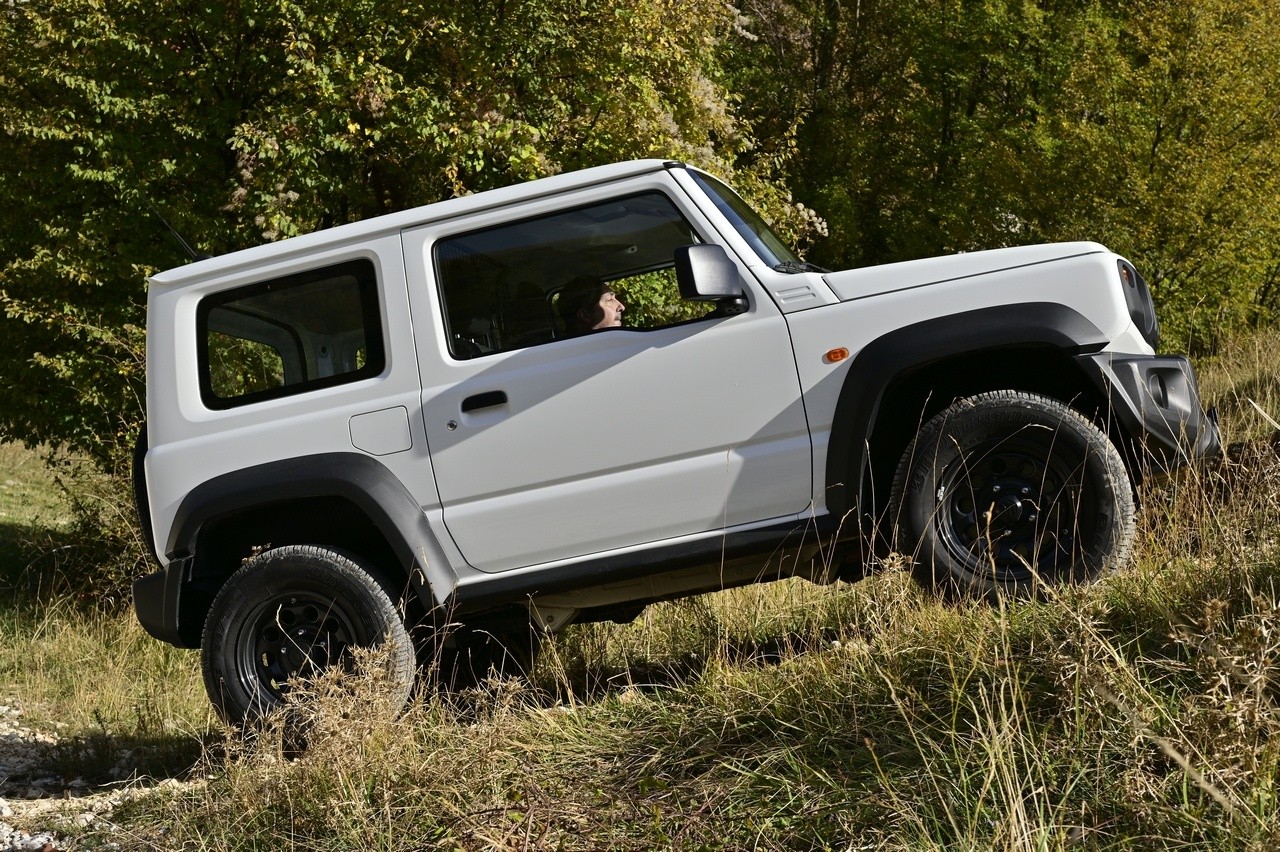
[557,276,614,333]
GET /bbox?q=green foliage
[1008,0,1280,351]
[5,0,1280,543]
[614,268,714,329]
[0,0,767,469]
[207,333,286,400]
[728,0,1280,351]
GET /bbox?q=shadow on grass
[0,518,40,591]
[541,626,846,706]
[0,518,83,608]
[53,729,207,791]
[0,727,209,801]
[1,521,206,798]
[0,517,139,611]
[0,670,208,798]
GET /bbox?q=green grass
[0,441,71,526]
[0,441,71,589]
[0,599,210,781]
[0,443,210,792]
[108,563,1280,850]
[8,329,1280,849]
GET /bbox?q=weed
[15,327,1280,849]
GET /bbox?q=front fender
[824,302,1110,518]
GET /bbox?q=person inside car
[557,277,626,335]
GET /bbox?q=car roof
[150,159,682,288]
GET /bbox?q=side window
[433,192,714,359]
[197,259,384,409]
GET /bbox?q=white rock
[17,832,57,851]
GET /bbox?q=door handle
[461,390,508,413]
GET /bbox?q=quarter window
[197,259,384,409]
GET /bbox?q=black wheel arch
[164,453,448,647]
[825,302,1114,531]
[132,425,160,567]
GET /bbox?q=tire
[200,545,416,725]
[426,624,540,691]
[890,390,1136,599]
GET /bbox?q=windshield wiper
[773,260,829,274]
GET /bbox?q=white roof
[150,159,677,287]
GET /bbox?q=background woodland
[4,0,1280,473]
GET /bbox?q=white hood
[822,241,1109,301]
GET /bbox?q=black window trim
[196,258,386,410]
[430,190,718,362]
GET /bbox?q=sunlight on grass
[0,443,71,525]
[0,603,207,733]
[7,328,1280,849]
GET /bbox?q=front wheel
[200,545,416,725]
[890,391,1136,599]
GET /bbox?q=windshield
[689,171,801,268]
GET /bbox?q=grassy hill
[4,329,1280,849]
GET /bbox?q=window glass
[198,259,384,408]
[433,192,710,359]
[689,171,800,268]
[207,332,286,397]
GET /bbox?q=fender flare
[166,452,455,608]
[824,302,1110,518]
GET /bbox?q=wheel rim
[237,592,362,701]
[935,432,1096,583]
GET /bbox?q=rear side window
[197,259,384,409]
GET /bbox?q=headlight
[1118,259,1159,350]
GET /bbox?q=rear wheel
[200,545,415,725]
[890,391,1136,598]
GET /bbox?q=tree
[0,0,777,468]
[1032,0,1280,350]
[727,0,1280,350]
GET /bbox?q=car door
[402,176,812,572]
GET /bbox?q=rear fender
[144,453,455,646]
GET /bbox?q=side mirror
[674,245,748,314]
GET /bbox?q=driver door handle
[461,390,508,413]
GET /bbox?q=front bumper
[1079,352,1221,472]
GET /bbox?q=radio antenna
[145,199,206,262]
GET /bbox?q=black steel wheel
[891,391,1136,598]
[444,627,540,689]
[200,545,415,725]
[413,616,540,691]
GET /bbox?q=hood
[822,242,1109,302]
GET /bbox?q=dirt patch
[1,704,201,851]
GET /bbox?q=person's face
[587,290,625,329]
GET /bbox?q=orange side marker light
[824,347,849,364]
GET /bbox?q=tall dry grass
[9,329,1280,849]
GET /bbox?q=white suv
[132,160,1219,722]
